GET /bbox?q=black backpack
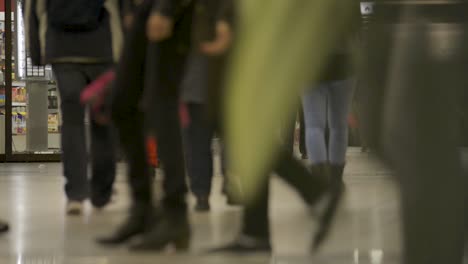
[47,0,106,32]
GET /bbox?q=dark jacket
[181,0,234,104]
[26,0,123,65]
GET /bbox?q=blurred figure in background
[204,1,359,253]
[97,0,194,251]
[181,0,236,212]
[360,1,467,263]
[26,0,121,215]
[301,23,357,191]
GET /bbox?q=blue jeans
[302,79,353,165]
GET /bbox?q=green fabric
[225,0,357,201]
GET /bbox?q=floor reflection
[0,150,401,263]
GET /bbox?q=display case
[0,0,60,161]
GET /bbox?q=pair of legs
[235,149,328,251]
[100,0,193,250]
[184,103,216,207]
[302,79,353,166]
[53,63,116,209]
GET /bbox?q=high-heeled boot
[312,164,345,251]
[97,205,158,245]
[130,208,191,251]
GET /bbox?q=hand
[200,21,233,56]
[146,13,174,42]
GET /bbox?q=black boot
[330,164,345,190]
[130,209,191,251]
[312,164,345,251]
[305,163,330,205]
[97,205,157,245]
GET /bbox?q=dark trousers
[242,150,322,238]
[361,5,466,263]
[112,0,192,213]
[184,103,215,197]
[53,63,116,205]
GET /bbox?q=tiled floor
[0,149,402,263]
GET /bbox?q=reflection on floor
[0,149,401,263]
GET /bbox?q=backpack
[47,0,106,32]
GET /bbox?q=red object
[80,70,115,106]
[146,135,159,168]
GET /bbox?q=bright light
[16,1,25,79]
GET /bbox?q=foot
[209,235,271,254]
[97,206,156,245]
[91,188,118,210]
[130,213,191,252]
[0,220,9,233]
[195,196,210,212]
[311,164,345,251]
[66,201,83,216]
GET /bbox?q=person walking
[181,0,234,212]
[97,0,195,251]
[301,43,356,191]
[26,0,122,215]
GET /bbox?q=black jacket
[26,0,123,65]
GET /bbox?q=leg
[130,10,194,248]
[327,79,353,165]
[302,84,328,164]
[89,118,116,208]
[96,0,155,244]
[85,64,117,208]
[185,103,215,210]
[53,64,88,203]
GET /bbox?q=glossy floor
[0,149,402,263]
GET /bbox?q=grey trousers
[361,6,466,264]
[52,63,116,206]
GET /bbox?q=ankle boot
[130,209,191,251]
[330,164,345,190]
[312,164,345,251]
[97,205,158,245]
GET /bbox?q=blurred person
[26,0,121,215]
[202,1,355,253]
[181,54,219,212]
[181,0,235,212]
[301,27,356,191]
[359,1,467,263]
[96,0,195,251]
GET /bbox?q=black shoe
[91,188,118,209]
[312,164,345,251]
[97,205,156,245]
[195,196,210,212]
[209,235,271,254]
[0,220,9,233]
[130,211,191,252]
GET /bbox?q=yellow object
[225,0,357,202]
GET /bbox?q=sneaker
[66,201,83,216]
